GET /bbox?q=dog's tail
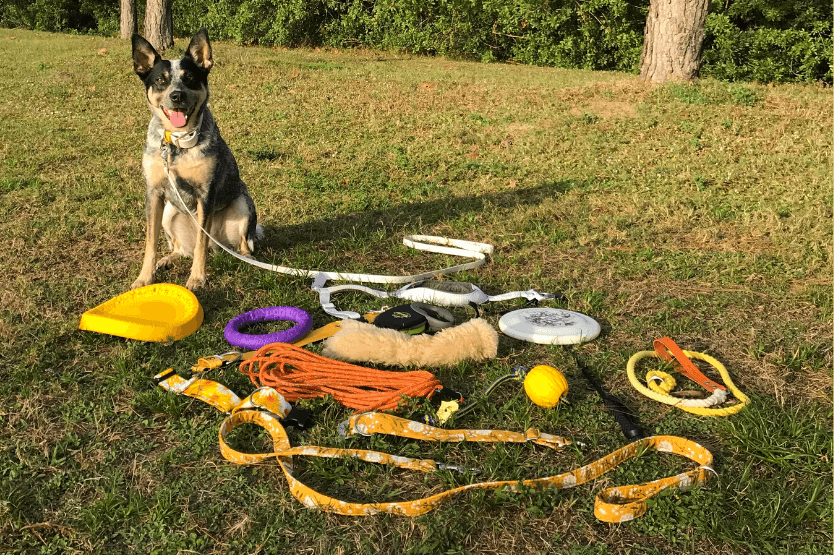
[247,224,265,253]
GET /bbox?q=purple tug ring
[224,306,313,350]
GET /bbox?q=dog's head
[132,29,213,132]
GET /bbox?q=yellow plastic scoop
[79,283,203,342]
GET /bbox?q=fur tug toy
[322,318,498,367]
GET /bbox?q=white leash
[312,276,558,319]
[161,146,493,302]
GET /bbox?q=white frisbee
[498,307,601,345]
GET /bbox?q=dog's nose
[169,91,184,104]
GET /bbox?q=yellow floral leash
[154,369,715,522]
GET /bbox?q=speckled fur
[130,29,260,291]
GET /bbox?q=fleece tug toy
[322,318,498,367]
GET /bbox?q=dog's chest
[145,144,216,209]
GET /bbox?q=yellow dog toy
[627,337,749,416]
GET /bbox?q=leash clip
[191,351,243,374]
[699,465,719,478]
[213,351,243,363]
[436,462,481,475]
[337,413,374,438]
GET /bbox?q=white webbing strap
[311,277,559,320]
[160,144,494,285]
[159,170,494,296]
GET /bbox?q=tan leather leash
[653,337,726,392]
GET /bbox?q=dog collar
[159,112,203,149]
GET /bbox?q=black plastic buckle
[281,407,314,430]
[152,368,177,386]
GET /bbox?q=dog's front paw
[156,253,182,271]
[185,275,206,291]
[130,277,153,290]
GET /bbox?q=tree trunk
[639,0,709,83]
[119,0,136,39]
[143,0,174,52]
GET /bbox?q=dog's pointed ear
[132,34,161,77]
[186,28,213,72]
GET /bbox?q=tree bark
[120,0,136,39]
[639,0,709,83]
[143,0,174,52]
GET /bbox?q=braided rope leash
[627,338,749,416]
[153,371,715,522]
[238,343,444,412]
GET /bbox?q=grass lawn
[0,29,831,554]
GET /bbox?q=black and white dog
[131,28,260,291]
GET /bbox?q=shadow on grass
[257,178,582,252]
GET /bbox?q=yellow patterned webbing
[154,371,714,522]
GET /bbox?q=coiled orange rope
[238,343,443,412]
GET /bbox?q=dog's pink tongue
[169,110,187,128]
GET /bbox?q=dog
[130,28,261,291]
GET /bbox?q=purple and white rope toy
[224,306,313,350]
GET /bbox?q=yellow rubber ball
[523,365,569,408]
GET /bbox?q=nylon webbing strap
[154,372,715,522]
[653,337,726,392]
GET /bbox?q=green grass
[0,29,831,554]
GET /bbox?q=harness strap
[154,371,715,522]
[311,276,558,320]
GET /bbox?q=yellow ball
[523,365,569,408]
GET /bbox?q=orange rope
[238,343,443,412]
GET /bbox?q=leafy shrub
[1,0,831,83]
[180,0,329,46]
[324,0,646,69]
[702,15,832,83]
[0,0,118,34]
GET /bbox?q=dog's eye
[155,77,167,85]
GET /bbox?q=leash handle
[653,337,726,392]
[574,355,645,442]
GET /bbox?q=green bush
[325,0,645,68]
[0,0,118,34]
[1,0,831,83]
[702,13,832,83]
[174,0,328,46]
